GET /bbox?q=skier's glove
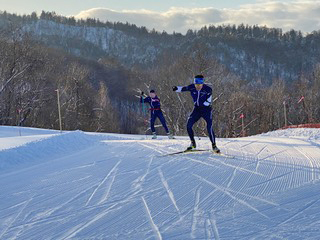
[141,91,144,96]
[172,86,178,91]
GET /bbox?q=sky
[1,0,320,33]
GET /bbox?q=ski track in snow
[192,174,270,219]
[0,196,33,239]
[85,160,121,206]
[158,168,180,215]
[1,127,320,239]
[141,196,162,240]
[190,186,200,239]
[208,212,220,240]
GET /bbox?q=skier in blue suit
[141,90,173,139]
[173,75,220,153]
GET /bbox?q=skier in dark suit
[141,90,173,139]
[172,75,220,153]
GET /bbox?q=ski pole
[141,95,148,139]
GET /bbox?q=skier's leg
[203,108,216,144]
[203,108,220,153]
[187,109,201,144]
[150,112,156,133]
[157,111,169,133]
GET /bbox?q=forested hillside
[1,11,319,137]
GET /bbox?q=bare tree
[94,82,120,132]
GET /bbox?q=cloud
[74,1,320,33]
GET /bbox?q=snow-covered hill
[20,20,301,82]
[1,126,320,239]
[23,20,160,65]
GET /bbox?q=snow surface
[1,126,320,239]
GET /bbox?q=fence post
[56,89,62,133]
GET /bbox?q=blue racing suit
[175,84,216,143]
[141,95,169,133]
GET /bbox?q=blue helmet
[194,75,204,84]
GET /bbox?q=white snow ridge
[1,126,320,239]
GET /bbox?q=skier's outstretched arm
[172,85,191,92]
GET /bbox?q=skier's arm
[141,96,151,103]
[203,88,212,106]
[172,85,191,92]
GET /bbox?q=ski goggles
[194,77,204,84]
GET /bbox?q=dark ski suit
[174,84,216,144]
[141,95,169,133]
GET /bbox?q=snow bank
[0,134,56,151]
[260,128,320,140]
[0,126,59,137]
[0,130,130,174]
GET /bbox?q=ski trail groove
[0,195,33,239]
[12,185,110,239]
[240,141,255,148]
[158,168,180,214]
[62,203,119,239]
[259,150,287,161]
[138,142,164,155]
[191,187,201,239]
[97,167,118,205]
[141,196,162,240]
[204,218,211,240]
[45,183,98,217]
[294,147,315,182]
[207,156,265,177]
[253,197,320,239]
[279,198,320,226]
[254,145,267,172]
[186,157,223,169]
[209,212,220,240]
[193,174,271,219]
[132,156,154,191]
[85,160,121,206]
[260,155,277,196]
[246,170,295,190]
[226,164,238,188]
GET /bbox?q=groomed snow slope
[1,126,320,239]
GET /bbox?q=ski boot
[212,143,220,154]
[186,140,196,151]
[167,133,175,139]
[152,132,157,139]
